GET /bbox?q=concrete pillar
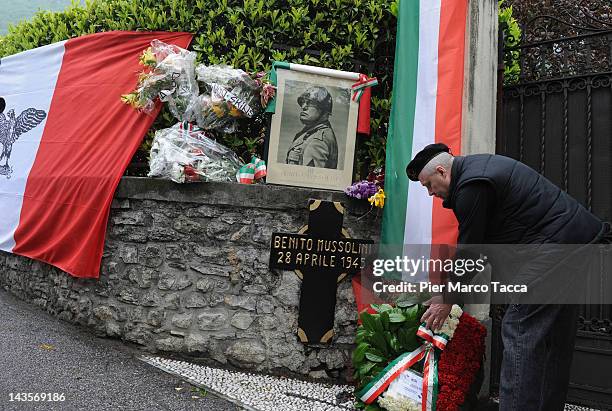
[462,0,498,156]
[460,0,499,400]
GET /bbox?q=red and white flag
[0,31,192,278]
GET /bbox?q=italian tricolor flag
[381,0,468,248]
[0,31,192,278]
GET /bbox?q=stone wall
[0,177,380,380]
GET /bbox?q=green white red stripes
[357,345,428,404]
[382,0,468,248]
[357,325,448,408]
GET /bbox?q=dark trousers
[499,222,612,410]
[500,304,579,411]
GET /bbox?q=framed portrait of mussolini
[265,64,360,191]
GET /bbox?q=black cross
[270,199,372,344]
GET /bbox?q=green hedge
[0,0,397,176]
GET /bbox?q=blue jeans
[500,304,579,411]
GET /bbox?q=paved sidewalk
[0,289,238,411]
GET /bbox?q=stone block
[190,264,230,278]
[165,244,185,262]
[318,349,346,370]
[257,316,277,330]
[111,225,149,243]
[230,226,251,242]
[226,340,266,365]
[206,221,231,240]
[155,336,185,352]
[162,293,180,310]
[173,216,202,234]
[119,245,138,264]
[113,211,146,226]
[93,305,114,321]
[231,312,254,330]
[197,310,228,331]
[183,293,208,308]
[157,272,192,291]
[272,271,300,307]
[117,289,140,305]
[140,245,164,268]
[127,267,159,289]
[208,293,225,307]
[105,321,122,337]
[171,313,193,329]
[147,309,165,327]
[224,295,256,311]
[309,370,328,379]
[110,198,130,209]
[196,278,230,293]
[140,290,162,307]
[185,333,209,353]
[149,226,181,242]
[256,297,275,314]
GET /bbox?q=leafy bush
[499,0,521,85]
[0,0,397,175]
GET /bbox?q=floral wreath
[353,303,486,411]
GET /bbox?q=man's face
[419,166,451,200]
[299,101,322,124]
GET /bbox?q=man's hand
[420,296,452,331]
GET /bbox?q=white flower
[435,304,463,339]
[450,304,463,319]
[378,392,421,411]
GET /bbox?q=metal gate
[494,9,612,409]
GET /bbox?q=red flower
[435,313,486,411]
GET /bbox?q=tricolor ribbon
[178,121,196,132]
[352,74,378,102]
[357,325,449,410]
[237,155,267,184]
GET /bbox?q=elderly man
[405,143,610,411]
[286,86,338,169]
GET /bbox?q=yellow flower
[228,104,243,118]
[137,71,153,83]
[120,92,142,108]
[211,103,226,117]
[139,47,157,67]
[368,188,385,208]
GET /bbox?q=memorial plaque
[270,199,373,344]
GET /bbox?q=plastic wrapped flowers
[148,123,241,183]
[186,65,274,133]
[121,40,198,121]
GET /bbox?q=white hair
[420,152,454,178]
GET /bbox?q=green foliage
[499,0,521,85]
[0,1,517,173]
[353,304,426,391]
[0,0,396,173]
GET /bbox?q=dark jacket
[443,154,602,244]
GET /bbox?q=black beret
[405,143,451,181]
[0,97,5,114]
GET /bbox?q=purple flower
[345,180,379,200]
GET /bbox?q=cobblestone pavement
[0,289,237,411]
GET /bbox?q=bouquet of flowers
[121,40,198,121]
[353,303,486,411]
[148,123,241,183]
[186,65,275,133]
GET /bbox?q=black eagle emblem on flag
[0,97,47,178]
